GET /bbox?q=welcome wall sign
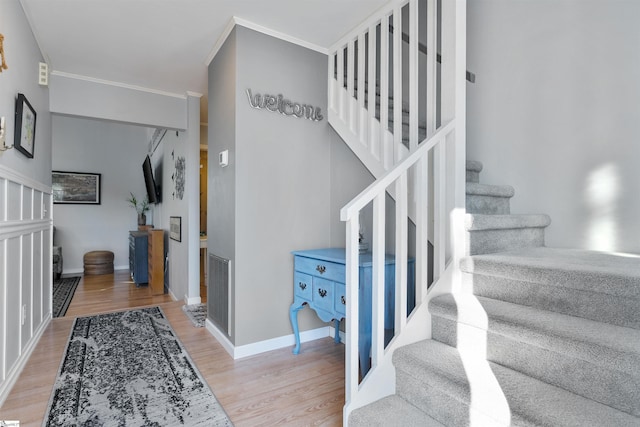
[246,89,323,122]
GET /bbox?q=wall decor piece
[170,216,182,242]
[14,93,36,158]
[246,89,323,122]
[52,171,101,204]
[0,33,8,72]
[174,156,185,200]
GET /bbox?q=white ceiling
[20,0,389,98]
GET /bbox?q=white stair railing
[329,0,467,423]
[328,0,439,179]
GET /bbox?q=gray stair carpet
[394,340,639,427]
[349,160,640,426]
[466,160,482,183]
[466,183,514,215]
[465,214,551,255]
[460,247,640,328]
[430,293,640,415]
[349,395,445,427]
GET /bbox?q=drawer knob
[298,282,307,290]
[318,288,327,298]
[341,296,346,305]
[316,265,326,274]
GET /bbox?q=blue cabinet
[129,231,148,285]
[289,248,415,376]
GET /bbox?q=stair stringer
[344,256,460,423]
[328,103,410,181]
[329,106,420,225]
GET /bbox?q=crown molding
[50,71,188,99]
[205,16,328,66]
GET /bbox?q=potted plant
[127,192,150,226]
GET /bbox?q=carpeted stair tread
[465,214,550,255]
[466,160,483,183]
[461,271,640,329]
[430,294,640,414]
[460,246,640,299]
[349,395,445,427]
[429,294,640,374]
[394,339,640,427]
[466,160,483,173]
[465,214,551,231]
[466,182,515,197]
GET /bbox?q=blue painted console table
[289,248,414,375]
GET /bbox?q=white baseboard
[0,313,52,407]
[63,265,128,276]
[184,295,201,305]
[205,319,336,359]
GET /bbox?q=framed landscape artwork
[170,216,182,242]
[52,171,101,204]
[14,93,37,158]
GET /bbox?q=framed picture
[170,216,182,242]
[52,171,101,204]
[14,93,37,158]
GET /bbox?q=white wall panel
[34,191,43,221]
[33,231,43,326]
[43,231,52,316]
[0,178,6,221]
[7,182,21,222]
[5,237,21,371]
[21,235,32,347]
[0,239,5,381]
[22,187,32,221]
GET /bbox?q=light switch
[219,150,229,167]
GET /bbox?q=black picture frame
[170,216,182,242]
[52,171,102,205]
[14,93,37,158]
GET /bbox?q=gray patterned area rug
[52,276,81,318]
[182,303,207,328]
[44,306,233,426]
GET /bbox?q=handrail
[340,119,455,221]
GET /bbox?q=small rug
[182,303,207,328]
[52,276,81,318]
[43,307,233,426]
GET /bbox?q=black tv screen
[142,155,160,204]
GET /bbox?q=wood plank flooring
[0,270,345,426]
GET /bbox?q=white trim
[205,319,336,360]
[0,165,52,194]
[0,313,51,408]
[205,17,327,66]
[184,295,201,306]
[17,0,51,65]
[204,18,237,66]
[186,91,203,98]
[0,220,50,238]
[50,71,187,100]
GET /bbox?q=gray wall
[208,26,376,348]
[208,28,238,338]
[49,73,188,130]
[0,0,52,402]
[467,0,640,254]
[151,96,201,304]
[51,116,149,273]
[0,1,52,184]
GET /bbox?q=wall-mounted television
[142,155,161,204]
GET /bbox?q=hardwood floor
[0,270,345,426]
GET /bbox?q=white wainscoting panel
[0,166,53,406]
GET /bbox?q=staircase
[349,161,640,426]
